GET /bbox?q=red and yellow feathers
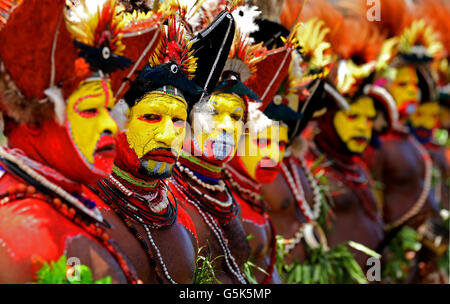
[149,16,197,79]
[0,0,22,30]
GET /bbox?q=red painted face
[254,157,281,184]
[6,119,112,185]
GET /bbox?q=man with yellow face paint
[304,83,385,268]
[333,96,376,154]
[0,0,154,283]
[358,1,447,282]
[92,11,237,283]
[169,22,270,283]
[221,18,319,283]
[387,65,421,118]
[224,102,288,284]
[408,102,440,143]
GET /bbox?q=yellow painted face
[192,93,244,163]
[238,124,288,184]
[126,92,187,178]
[388,65,420,115]
[440,106,450,130]
[66,79,118,175]
[409,102,440,130]
[408,102,440,142]
[333,96,376,154]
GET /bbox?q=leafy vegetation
[193,246,222,284]
[382,226,422,283]
[275,236,370,284]
[31,255,111,284]
[241,235,269,284]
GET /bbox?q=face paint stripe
[74,93,103,117]
[102,78,110,108]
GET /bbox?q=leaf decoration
[30,255,112,284]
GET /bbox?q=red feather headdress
[0,0,162,123]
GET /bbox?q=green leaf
[348,241,382,259]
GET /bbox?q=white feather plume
[44,86,66,126]
[110,99,130,131]
[232,5,261,42]
[247,102,276,134]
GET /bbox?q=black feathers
[74,40,133,74]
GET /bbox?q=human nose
[155,116,177,146]
[216,114,235,134]
[99,108,118,136]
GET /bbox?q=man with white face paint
[169,22,268,283]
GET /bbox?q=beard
[138,159,174,179]
[409,124,432,144]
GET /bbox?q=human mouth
[255,158,280,183]
[94,135,116,158]
[143,148,177,164]
[352,136,368,144]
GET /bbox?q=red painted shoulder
[231,190,267,226]
[0,197,94,263]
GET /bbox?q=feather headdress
[245,21,301,109]
[149,16,197,79]
[124,16,202,109]
[336,0,413,38]
[296,18,333,82]
[0,0,21,30]
[397,19,443,63]
[64,0,133,74]
[213,29,266,101]
[0,0,157,124]
[331,17,385,97]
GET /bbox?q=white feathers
[291,50,304,79]
[110,99,130,131]
[44,86,66,126]
[247,102,276,134]
[66,0,108,22]
[178,0,204,30]
[191,98,215,134]
[232,5,261,42]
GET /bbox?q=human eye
[230,113,242,121]
[139,114,162,122]
[255,138,271,148]
[347,114,358,120]
[172,117,186,128]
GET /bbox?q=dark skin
[363,132,440,228]
[261,157,313,265]
[232,194,281,284]
[364,132,445,283]
[313,161,384,267]
[300,143,385,268]
[98,202,197,284]
[425,143,450,210]
[180,196,250,284]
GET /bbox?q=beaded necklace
[171,155,246,283]
[0,151,141,284]
[280,155,322,222]
[96,178,176,229]
[307,142,384,226]
[224,166,267,214]
[172,166,238,222]
[93,179,178,284]
[223,164,277,284]
[171,180,247,284]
